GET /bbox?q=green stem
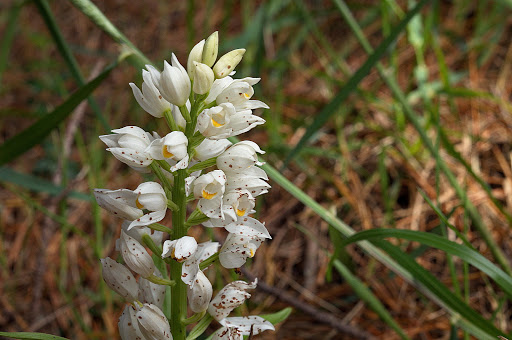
[147,274,176,286]
[187,157,217,174]
[199,252,219,270]
[179,105,192,123]
[148,223,173,234]
[163,108,179,131]
[170,169,188,340]
[182,310,206,326]
[185,208,210,228]
[186,313,214,340]
[167,199,179,211]
[142,234,163,256]
[150,162,174,199]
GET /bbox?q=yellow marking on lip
[249,248,255,257]
[211,117,224,127]
[243,93,250,99]
[236,208,246,216]
[162,146,174,158]
[202,190,217,200]
[136,198,144,209]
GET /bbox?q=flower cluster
[96,32,274,339]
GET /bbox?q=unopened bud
[213,49,245,79]
[120,231,155,278]
[136,304,172,340]
[187,39,205,79]
[202,31,219,67]
[193,62,215,94]
[100,257,138,302]
[187,271,213,313]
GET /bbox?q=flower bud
[187,271,213,313]
[187,39,205,79]
[158,54,191,106]
[136,304,172,340]
[216,141,264,172]
[100,257,138,302]
[119,231,155,278]
[146,131,188,161]
[162,236,198,262]
[193,62,214,95]
[202,31,218,67]
[118,305,144,340]
[213,49,245,79]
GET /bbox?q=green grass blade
[333,260,410,340]
[68,0,152,69]
[260,307,293,325]
[341,229,512,298]
[0,1,24,83]
[283,0,431,166]
[33,0,110,130]
[0,332,70,340]
[0,62,116,166]
[334,0,512,275]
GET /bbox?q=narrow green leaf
[0,166,90,200]
[0,1,24,83]
[260,307,293,325]
[333,260,410,340]
[341,229,512,299]
[0,332,70,340]
[0,62,116,166]
[284,0,431,166]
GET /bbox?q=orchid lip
[162,146,174,158]
[202,189,217,199]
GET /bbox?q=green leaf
[0,166,90,200]
[0,62,116,166]
[0,332,70,340]
[341,229,512,299]
[284,0,431,166]
[260,307,293,325]
[333,260,410,340]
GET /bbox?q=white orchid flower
[193,138,232,162]
[216,78,269,111]
[162,236,198,263]
[203,190,255,228]
[193,170,226,218]
[225,171,271,198]
[219,217,271,268]
[138,268,166,310]
[196,103,265,140]
[158,54,191,107]
[146,131,188,161]
[212,316,275,340]
[129,68,171,118]
[99,126,155,171]
[100,257,138,302]
[216,141,264,172]
[136,304,172,340]
[118,305,145,340]
[187,270,213,313]
[193,62,215,95]
[119,231,155,278]
[181,241,219,287]
[208,279,257,321]
[94,181,167,230]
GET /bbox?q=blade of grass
[33,0,110,130]
[341,229,512,299]
[0,62,116,166]
[0,332,70,340]
[333,0,512,275]
[283,0,431,166]
[68,0,152,69]
[0,1,24,83]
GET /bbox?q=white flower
[130,68,171,118]
[193,138,232,162]
[100,257,138,302]
[213,49,246,79]
[121,221,164,247]
[216,78,269,111]
[181,241,219,287]
[193,62,214,95]
[119,231,155,278]
[99,126,155,170]
[136,304,172,340]
[193,170,226,218]
[162,236,198,263]
[158,54,191,106]
[196,103,265,140]
[138,268,166,310]
[146,131,188,161]
[225,168,270,198]
[219,217,271,268]
[94,181,167,230]
[187,39,205,79]
[119,305,145,340]
[216,141,264,172]
[208,279,257,321]
[212,316,275,340]
[187,270,213,313]
[202,31,218,67]
[203,190,255,228]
